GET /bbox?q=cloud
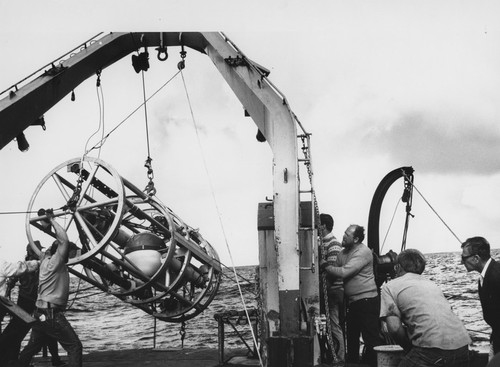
[361,111,500,175]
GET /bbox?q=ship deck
[31,348,260,367]
[29,347,489,367]
[29,348,371,367]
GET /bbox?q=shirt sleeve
[47,251,66,272]
[1,260,39,278]
[324,248,371,279]
[380,283,400,319]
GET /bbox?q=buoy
[124,232,166,277]
[374,345,404,367]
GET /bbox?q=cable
[85,70,182,155]
[66,276,83,310]
[141,70,151,158]
[80,72,106,180]
[0,210,39,215]
[83,73,105,158]
[401,171,462,244]
[380,199,401,254]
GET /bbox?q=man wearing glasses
[461,237,500,361]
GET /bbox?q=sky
[0,1,500,267]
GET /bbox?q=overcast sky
[1,1,499,267]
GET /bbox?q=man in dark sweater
[0,242,63,367]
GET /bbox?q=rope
[0,210,39,215]
[380,198,401,254]
[401,171,462,244]
[84,70,182,155]
[209,258,258,292]
[66,275,83,310]
[300,136,339,363]
[83,71,106,162]
[179,69,263,367]
[140,70,151,159]
[139,68,157,196]
[76,70,106,188]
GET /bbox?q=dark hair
[50,240,59,255]
[50,240,78,259]
[461,236,491,261]
[352,225,365,243]
[320,213,334,231]
[26,240,42,260]
[397,249,426,274]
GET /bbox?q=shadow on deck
[31,348,258,367]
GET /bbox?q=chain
[299,135,321,228]
[66,175,84,211]
[177,45,187,70]
[143,156,156,196]
[255,266,264,357]
[180,320,186,348]
[299,134,339,363]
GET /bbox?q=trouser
[492,330,500,356]
[0,308,6,327]
[399,345,469,367]
[18,309,82,367]
[0,316,60,365]
[346,295,382,367]
[328,287,345,362]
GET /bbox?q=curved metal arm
[367,166,414,256]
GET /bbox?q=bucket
[374,345,404,367]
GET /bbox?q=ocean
[5,250,497,354]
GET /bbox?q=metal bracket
[224,55,247,67]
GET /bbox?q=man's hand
[45,208,54,219]
[319,260,330,272]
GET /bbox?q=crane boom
[0,32,320,366]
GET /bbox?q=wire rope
[0,210,38,215]
[84,70,182,155]
[140,71,151,158]
[83,74,105,160]
[401,171,462,244]
[380,198,401,254]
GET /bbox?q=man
[461,236,500,360]
[18,215,82,367]
[0,247,39,325]
[319,213,345,363]
[0,243,62,367]
[321,224,381,366]
[381,249,470,366]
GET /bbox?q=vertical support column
[258,202,280,366]
[217,316,225,364]
[258,202,319,366]
[203,32,307,365]
[298,202,321,366]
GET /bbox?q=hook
[177,45,186,70]
[156,32,168,61]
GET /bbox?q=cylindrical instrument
[26,157,221,322]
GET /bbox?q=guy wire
[401,170,462,244]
